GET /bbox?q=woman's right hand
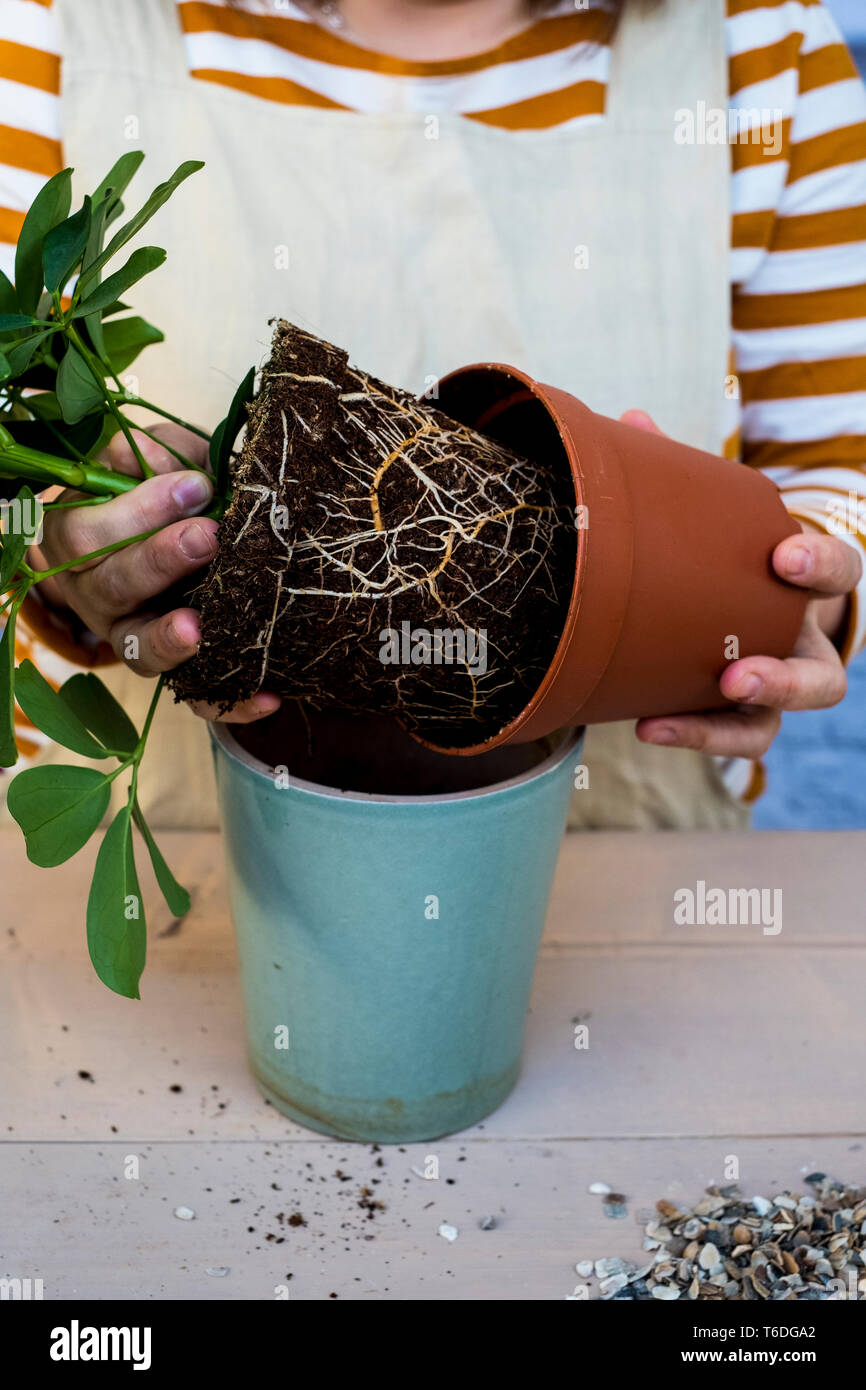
[30,422,280,723]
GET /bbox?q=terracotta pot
[419,362,808,756]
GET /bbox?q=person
[1,0,864,828]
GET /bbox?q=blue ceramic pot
[210,722,582,1143]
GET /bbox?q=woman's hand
[619,410,861,761]
[30,423,281,724]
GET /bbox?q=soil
[168,321,576,748]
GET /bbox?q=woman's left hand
[619,410,862,760]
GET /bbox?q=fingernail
[179,521,216,560]
[648,725,678,744]
[168,611,199,649]
[738,674,762,700]
[785,545,811,576]
[171,472,213,514]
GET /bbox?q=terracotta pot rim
[415,361,630,757]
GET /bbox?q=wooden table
[2,827,864,1301]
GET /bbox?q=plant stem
[34,527,159,578]
[43,495,112,509]
[117,395,210,441]
[119,680,163,829]
[132,425,203,475]
[0,435,138,497]
[137,675,163,753]
[105,756,136,785]
[66,325,154,480]
[0,439,226,520]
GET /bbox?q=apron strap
[608,0,727,133]
[56,0,190,87]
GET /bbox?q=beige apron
[17,0,746,830]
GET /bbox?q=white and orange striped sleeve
[0,0,61,278]
[0,0,85,765]
[728,0,866,662]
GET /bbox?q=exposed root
[168,322,577,747]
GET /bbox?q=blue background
[755,0,866,830]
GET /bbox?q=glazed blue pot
[210,722,582,1143]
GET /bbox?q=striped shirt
[1,0,865,785]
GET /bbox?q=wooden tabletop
[2,827,864,1301]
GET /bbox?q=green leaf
[0,313,43,333]
[77,160,203,291]
[132,799,191,917]
[87,806,146,999]
[7,763,110,867]
[77,152,145,359]
[15,658,109,758]
[210,366,255,493]
[15,480,36,508]
[83,298,131,356]
[89,415,122,457]
[43,196,92,293]
[72,246,166,319]
[0,523,26,591]
[80,155,146,357]
[88,151,145,227]
[60,672,138,755]
[23,390,62,418]
[64,412,107,457]
[56,344,104,424]
[4,325,56,378]
[0,483,35,589]
[100,315,163,374]
[81,195,113,358]
[0,606,17,768]
[0,269,18,315]
[14,167,73,313]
